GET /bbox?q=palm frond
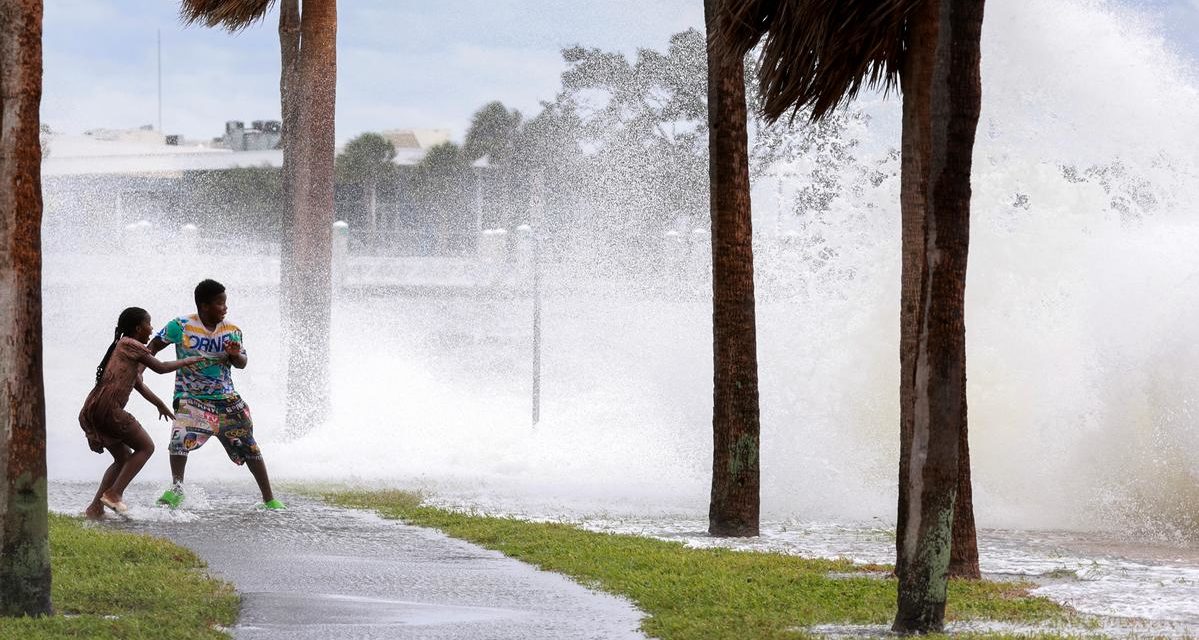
[180,0,277,32]
[720,0,923,122]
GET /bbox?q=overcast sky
[42,0,1199,144]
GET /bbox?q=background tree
[182,0,338,433]
[704,0,760,538]
[552,30,710,239]
[722,0,986,631]
[409,142,473,253]
[0,0,52,617]
[336,132,397,232]
[463,101,522,230]
[463,101,522,164]
[188,165,282,233]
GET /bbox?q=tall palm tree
[704,0,761,537]
[722,0,985,631]
[337,133,397,232]
[0,0,52,617]
[182,0,337,432]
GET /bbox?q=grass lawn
[315,489,1080,640]
[0,513,238,640]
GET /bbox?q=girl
[79,307,205,517]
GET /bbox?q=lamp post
[471,154,491,245]
[528,170,545,426]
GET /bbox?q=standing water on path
[48,482,645,640]
[39,0,1199,633]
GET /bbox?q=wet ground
[422,493,1199,637]
[51,479,1199,638]
[49,482,645,640]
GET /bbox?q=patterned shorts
[169,397,263,465]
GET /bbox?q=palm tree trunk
[277,0,299,343]
[897,0,981,579]
[0,0,52,617]
[704,0,760,538]
[285,0,336,433]
[893,0,985,632]
[950,423,980,578]
[895,0,936,588]
[367,180,378,232]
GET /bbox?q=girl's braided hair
[95,307,149,385]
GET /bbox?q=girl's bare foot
[84,504,105,520]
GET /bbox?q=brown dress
[78,337,152,451]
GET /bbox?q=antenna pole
[157,29,163,132]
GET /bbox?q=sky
[42,0,1199,144]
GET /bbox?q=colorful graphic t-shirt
[156,314,246,401]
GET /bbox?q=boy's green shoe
[262,498,286,510]
[157,488,183,508]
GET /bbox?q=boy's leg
[159,398,216,506]
[216,399,278,505]
[169,454,188,486]
[245,459,274,503]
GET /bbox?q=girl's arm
[138,353,205,375]
[134,378,175,421]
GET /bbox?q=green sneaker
[157,488,183,509]
[262,498,286,510]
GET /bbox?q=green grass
[0,514,238,640]
[314,489,1078,640]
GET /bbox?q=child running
[148,279,285,510]
[80,307,206,517]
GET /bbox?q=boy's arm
[224,340,248,369]
[147,336,171,356]
[149,317,184,356]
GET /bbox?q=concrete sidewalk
[50,483,646,640]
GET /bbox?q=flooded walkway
[49,482,645,640]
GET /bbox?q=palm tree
[182,0,337,432]
[463,101,522,230]
[0,0,52,617]
[337,133,397,232]
[722,0,986,632]
[704,0,761,537]
[409,142,473,253]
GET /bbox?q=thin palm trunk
[893,0,985,632]
[0,0,52,617]
[367,180,378,232]
[284,0,336,433]
[277,0,299,357]
[705,0,760,537]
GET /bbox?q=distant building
[221,120,282,151]
[378,128,452,164]
[41,122,451,253]
[380,128,451,150]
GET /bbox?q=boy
[149,279,285,509]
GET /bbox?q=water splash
[41,0,1199,544]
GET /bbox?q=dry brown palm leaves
[720,0,923,123]
[180,0,277,31]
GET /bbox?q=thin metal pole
[530,171,545,426]
[157,29,163,132]
[532,230,542,425]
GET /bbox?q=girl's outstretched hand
[157,403,176,421]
